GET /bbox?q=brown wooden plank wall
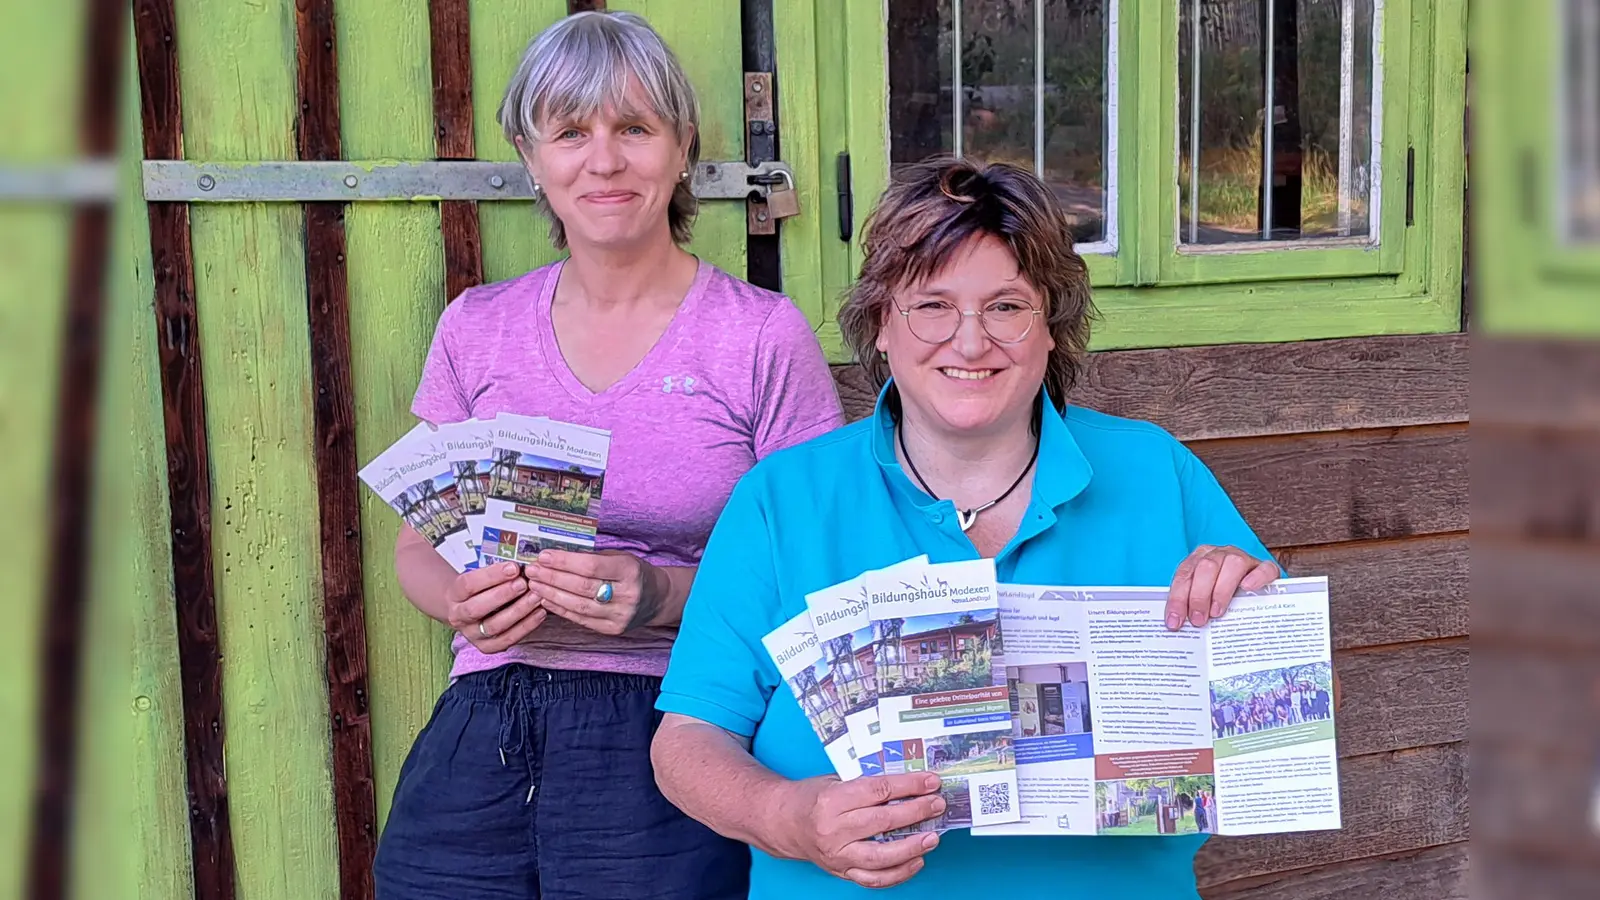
[293,1,379,896]
[132,2,238,898]
[1472,339,1600,899]
[838,332,1471,900]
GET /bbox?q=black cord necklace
[897,425,1041,532]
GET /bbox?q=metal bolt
[197,174,215,191]
[344,174,359,188]
[704,165,716,177]
[134,696,153,712]
[757,210,769,222]
[752,81,764,93]
[490,174,506,189]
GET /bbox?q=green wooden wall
[123,1,804,896]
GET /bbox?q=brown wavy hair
[838,156,1097,413]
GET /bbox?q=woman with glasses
[374,11,841,900]
[649,157,1279,897]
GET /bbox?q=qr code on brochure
[978,780,1013,818]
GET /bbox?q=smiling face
[516,81,694,252]
[876,233,1053,440]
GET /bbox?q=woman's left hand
[1165,544,1280,630]
[526,549,666,636]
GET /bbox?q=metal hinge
[836,152,854,242]
[0,161,118,202]
[140,159,795,204]
[1404,146,1415,227]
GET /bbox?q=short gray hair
[497,11,702,248]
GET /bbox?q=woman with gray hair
[373,11,843,899]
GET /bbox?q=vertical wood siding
[293,2,380,895]
[342,0,454,829]
[172,0,341,896]
[29,0,125,896]
[2,1,81,898]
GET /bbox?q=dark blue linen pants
[374,664,750,900]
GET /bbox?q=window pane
[1564,0,1600,242]
[886,0,1115,250]
[1179,0,1379,245]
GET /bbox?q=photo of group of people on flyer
[1209,662,1334,739]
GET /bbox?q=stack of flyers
[358,424,478,572]
[358,414,611,572]
[866,558,1021,833]
[762,611,863,781]
[804,556,929,778]
[478,414,611,565]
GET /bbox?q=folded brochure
[762,562,1340,840]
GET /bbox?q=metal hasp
[141,159,796,203]
[0,161,118,202]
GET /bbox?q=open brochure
[976,577,1339,838]
[760,569,1339,840]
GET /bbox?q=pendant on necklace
[957,508,979,532]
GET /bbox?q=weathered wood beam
[1278,534,1469,649]
[1474,536,1600,649]
[1193,742,1468,888]
[1474,645,1600,754]
[1473,337,1600,430]
[832,333,1470,438]
[1475,743,1595,859]
[428,0,484,303]
[29,1,126,898]
[1194,425,1468,548]
[132,1,236,898]
[1332,640,1468,757]
[1202,843,1467,900]
[1474,844,1600,897]
[293,2,378,898]
[1474,426,1600,542]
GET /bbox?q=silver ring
[479,622,491,638]
[594,581,614,604]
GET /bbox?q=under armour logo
[661,375,697,395]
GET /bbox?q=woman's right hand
[774,771,947,888]
[446,561,547,654]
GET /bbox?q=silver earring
[680,170,689,181]
[532,183,542,197]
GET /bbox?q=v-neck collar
[535,256,712,408]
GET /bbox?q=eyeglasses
[892,298,1044,345]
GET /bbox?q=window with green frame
[1473,0,1600,334]
[779,0,1466,361]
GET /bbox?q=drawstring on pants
[494,668,538,804]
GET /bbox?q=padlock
[765,170,801,220]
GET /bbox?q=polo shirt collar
[868,378,1093,514]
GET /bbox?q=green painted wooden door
[126,2,841,898]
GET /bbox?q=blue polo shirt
[658,385,1273,899]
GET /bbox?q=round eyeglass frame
[891,300,1045,345]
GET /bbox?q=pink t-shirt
[412,258,844,678]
